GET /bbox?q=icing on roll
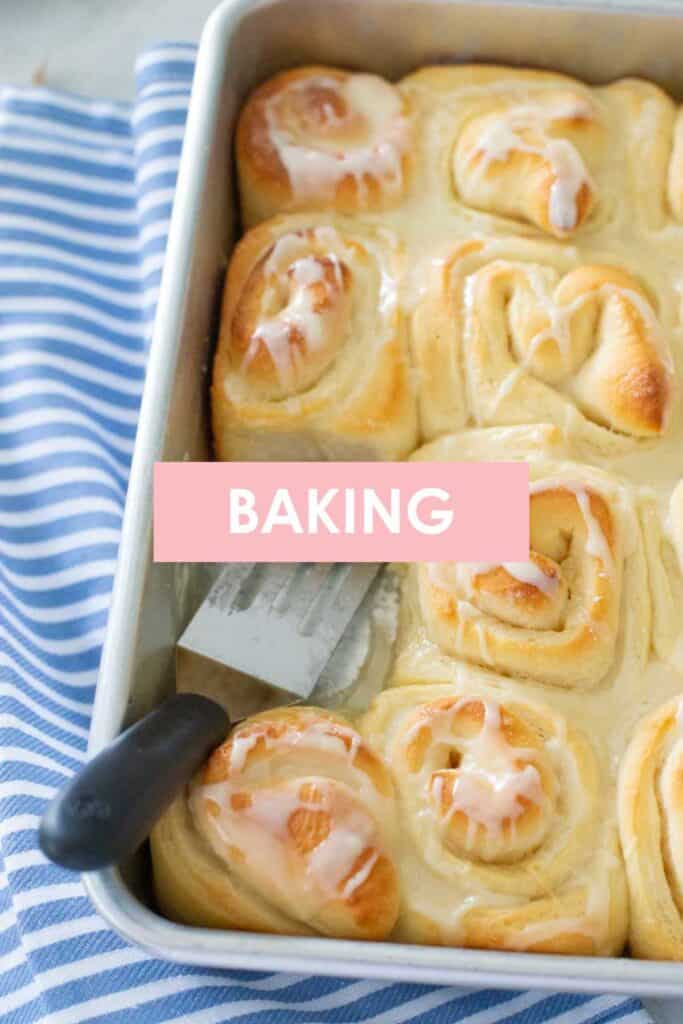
[237,67,412,224]
[151,708,400,940]
[231,227,353,398]
[419,479,622,688]
[402,697,555,864]
[453,92,598,237]
[433,555,567,631]
[411,238,675,448]
[361,685,628,955]
[212,215,418,461]
[619,697,683,960]
[471,261,673,437]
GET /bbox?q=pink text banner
[153,461,529,563]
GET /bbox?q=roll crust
[151,707,400,940]
[618,696,683,960]
[419,483,619,689]
[400,65,679,236]
[212,214,418,460]
[237,67,413,227]
[361,683,628,955]
[398,429,662,692]
[410,238,675,451]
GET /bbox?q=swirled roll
[411,237,675,452]
[212,214,418,460]
[151,707,400,939]
[400,66,677,238]
[397,430,658,691]
[618,696,683,959]
[361,683,628,954]
[237,67,414,227]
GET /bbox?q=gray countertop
[2,0,216,99]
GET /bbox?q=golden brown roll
[361,683,628,954]
[400,66,677,238]
[397,430,658,691]
[618,696,683,959]
[237,67,414,227]
[151,707,400,939]
[411,237,675,452]
[211,214,418,460]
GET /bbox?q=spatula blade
[176,562,383,714]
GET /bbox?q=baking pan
[84,0,683,995]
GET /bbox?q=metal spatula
[39,561,390,872]
[176,561,383,719]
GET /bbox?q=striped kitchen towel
[0,42,652,1024]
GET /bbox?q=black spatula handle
[39,693,230,871]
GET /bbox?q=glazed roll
[618,696,683,960]
[411,237,675,452]
[211,214,418,460]
[401,66,675,238]
[361,683,628,954]
[398,430,659,690]
[237,67,414,227]
[151,707,400,939]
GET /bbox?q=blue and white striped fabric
[0,43,653,1024]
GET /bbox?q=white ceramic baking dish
[84,0,683,996]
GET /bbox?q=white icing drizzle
[341,849,380,899]
[447,702,544,838]
[229,730,261,774]
[487,366,524,417]
[530,479,614,574]
[244,224,398,392]
[299,719,362,761]
[469,561,559,597]
[575,489,612,569]
[194,777,381,905]
[403,699,545,840]
[498,561,560,595]
[246,320,298,389]
[434,762,543,836]
[464,257,667,424]
[520,265,577,372]
[227,716,362,777]
[466,100,594,231]
[265,73,409,204]
[453,599,478,660]
[191,713,388,920]
[547,139,591,231]
[264,232,317,278]
[428,559,560,600]
[245,232,348,390]
[425,558,562,665]
[421,479,613,659]
[306,808,369,891]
